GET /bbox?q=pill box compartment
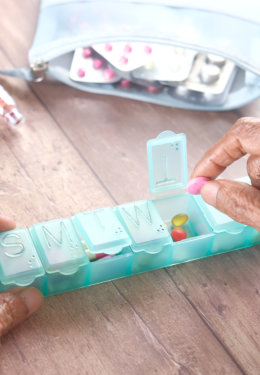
[88,247,133,285]
[194,194,260,254]
[30,218,90,296]
[153,193,214,263]
[73,207,133,284]
[115,200,174,274]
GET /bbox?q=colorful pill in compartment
[153,194,214,262]
[171,213,189,227]
[171,228,187,242]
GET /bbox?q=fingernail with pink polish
[186,177,211,195]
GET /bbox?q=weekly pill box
[0,131,259,296]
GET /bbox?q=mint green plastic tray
[0,131,259,296]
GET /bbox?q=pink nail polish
[186,177,211,195]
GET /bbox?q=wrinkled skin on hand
[0,217,43,337]
[191,117,260,231]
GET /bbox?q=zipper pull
[30,61,48,82]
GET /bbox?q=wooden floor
[0,1,259,374]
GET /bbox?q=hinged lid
[0,229,45,286]
[115,200,172,254]
[147,131,188,194]
[74,208,132,255]
[30,219,89,275]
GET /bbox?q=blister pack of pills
[166,53,238,105]
[69,43,239,106]
[1,0,260,111]
[0,130,259,297]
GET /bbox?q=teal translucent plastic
[0,131,259,296]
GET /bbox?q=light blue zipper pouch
[2,0,260,111]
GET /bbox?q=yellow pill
[171,214,188,227]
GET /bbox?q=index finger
[191,117,260,179]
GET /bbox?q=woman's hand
[0,216,43,336]
[191,117,260,231]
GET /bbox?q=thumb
[0,287,43,336]
[200,180,260,231]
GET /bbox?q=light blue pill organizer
[0,131,259,296]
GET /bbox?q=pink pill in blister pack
[186,177,211,195]
[105,43,113,52]
[103,69,115,80]
[82,47,92,58]
[92,42,153,72]
[124,44,132,53]
[147,85,161,94]
[77,68,85,77]
[93,58,103,69]
[120,56,128,65]
[144,45,152,54]
[119,80,131,88]
[70,47,120,84]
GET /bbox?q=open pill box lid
[147,131,247,234]
[147,130,188,194]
